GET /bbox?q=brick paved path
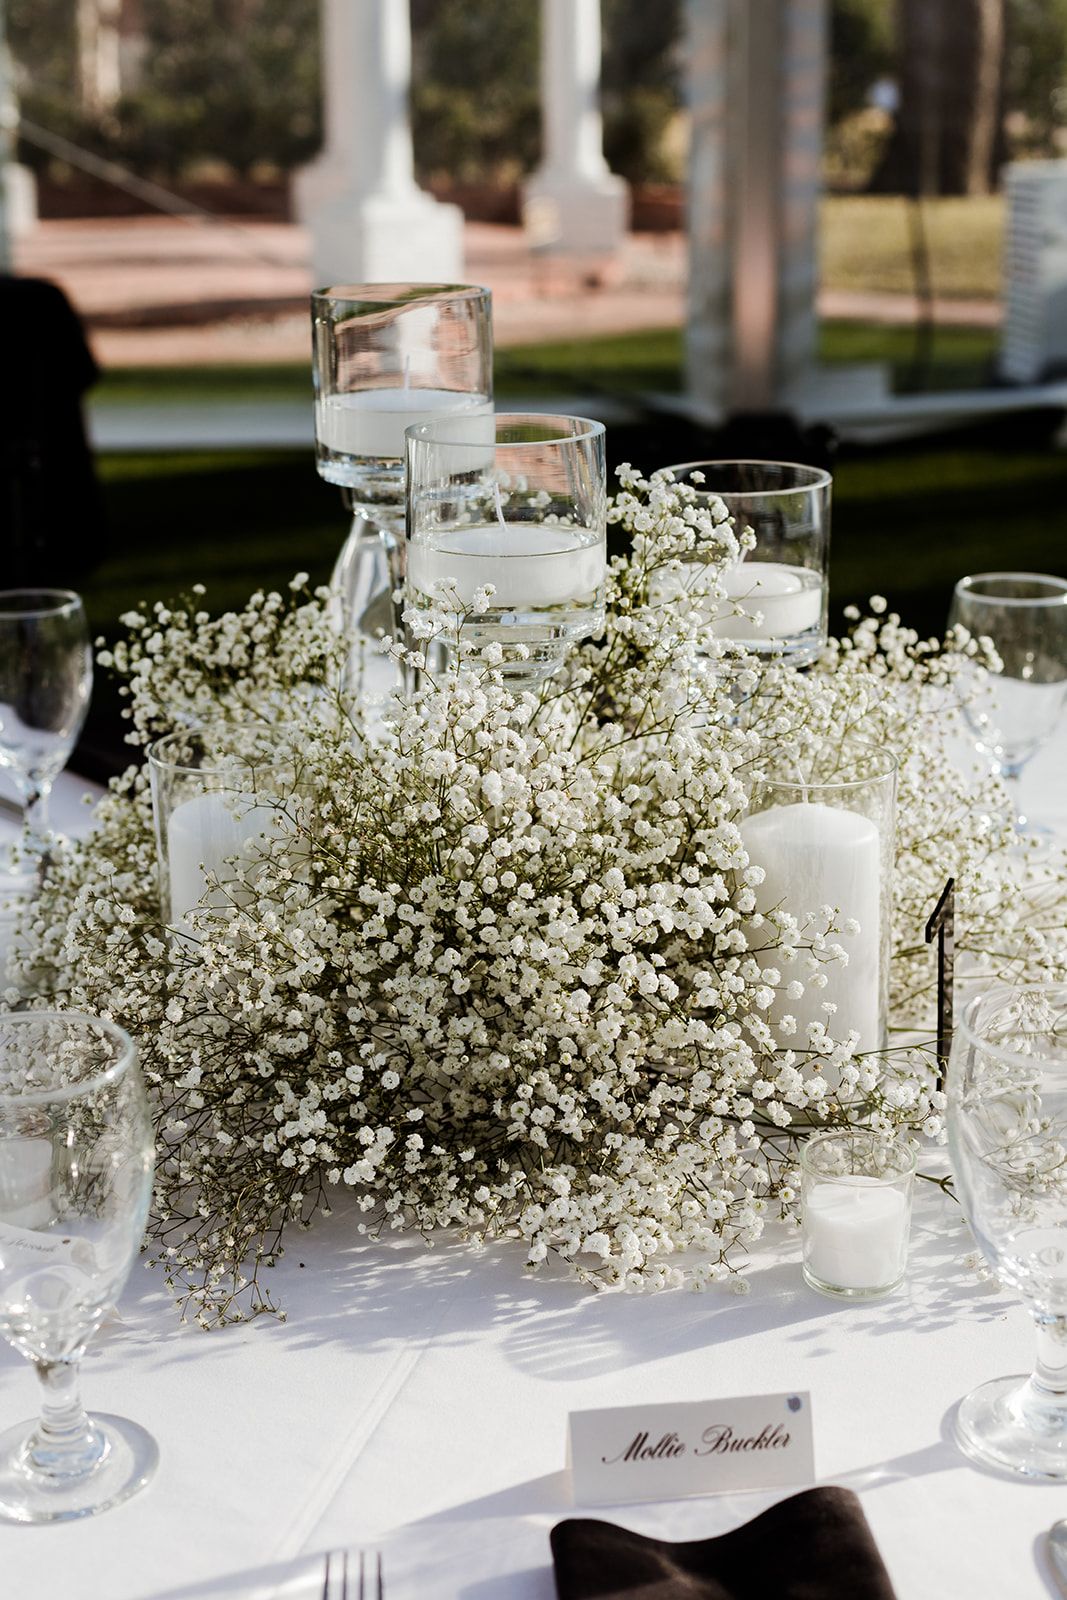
[13,213,998,371]
[13,216,688,368]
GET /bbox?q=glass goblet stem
[1025,1313,1067,1421]
[332,498,408,700]
[23,780,52,857]
[25,1357,103,1480]
[995,758,1048,837]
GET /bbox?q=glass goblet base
[956,1373,1067,1480]
[0,1412,158,1523]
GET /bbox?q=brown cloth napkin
[551,1486,898,1600]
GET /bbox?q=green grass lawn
[831,431,1067,633]
[820,194,1003,299]
[92,318,1001,417]
[88,450,343,623]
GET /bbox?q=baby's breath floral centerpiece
[10,468,1067,1325]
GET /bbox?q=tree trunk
[871,0,1005,195]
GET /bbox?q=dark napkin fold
[551,1486,898,1600]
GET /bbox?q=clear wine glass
[405,411,607,685]
[0,590,92,868]
[948,572,1067,831]
[947,983,1067,1479]
[0,1011,157,1521]
[311,283,493,704]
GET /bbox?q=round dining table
[1,737,1066,1600]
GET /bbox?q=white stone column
[77,0,123,116]
[522,0,627,255]
[0,0,36,270]
[295,0,462,287]
[686,0,830,418]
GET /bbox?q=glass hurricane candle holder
[312,283,493,514]
[801,1129,916,1299]
[662,460,831,666]
[948,983,1067,1479]
[147,725,299,940]
[405,412,607,684]
[312,283,494,702]
[740,739,896,1059]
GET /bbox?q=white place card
[0,1222,93,1282]
[568,1391,814,1506]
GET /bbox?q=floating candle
[713,562,823,642]
[407,523,606,610]
[651,560,824,645]
[316,389,492,463]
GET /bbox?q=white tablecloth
[1,735,1066,1600]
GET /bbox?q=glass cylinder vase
[405,411,607,684]
[312,283,494,705]
[147,725,299,941]
[740,738,897,1059]
[663,460,831,666]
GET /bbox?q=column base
[521,170,628,255]
[2,164,38,240]
[295,173,464,287]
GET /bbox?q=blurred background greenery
[6,0,1067,770]
[12,0,1067,194]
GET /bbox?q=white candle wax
[316,389,493,462]
[714,562,823,641]
[740,801,882,1051]
[804,1176,908,1290]
[650,561,823,643]
[167,791,280,937]
[0,1137,53,1230]
[407,524,606,610]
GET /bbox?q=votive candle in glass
[801,1129,916,1299]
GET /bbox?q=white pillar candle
[0,1137,53,1230]
[167,791,280,938]
[740,800,882,1051]
[316,389,492,462]
[803,1176,908,1291]
[407,524,606,610]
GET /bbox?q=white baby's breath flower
[7,467,1056,1327]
